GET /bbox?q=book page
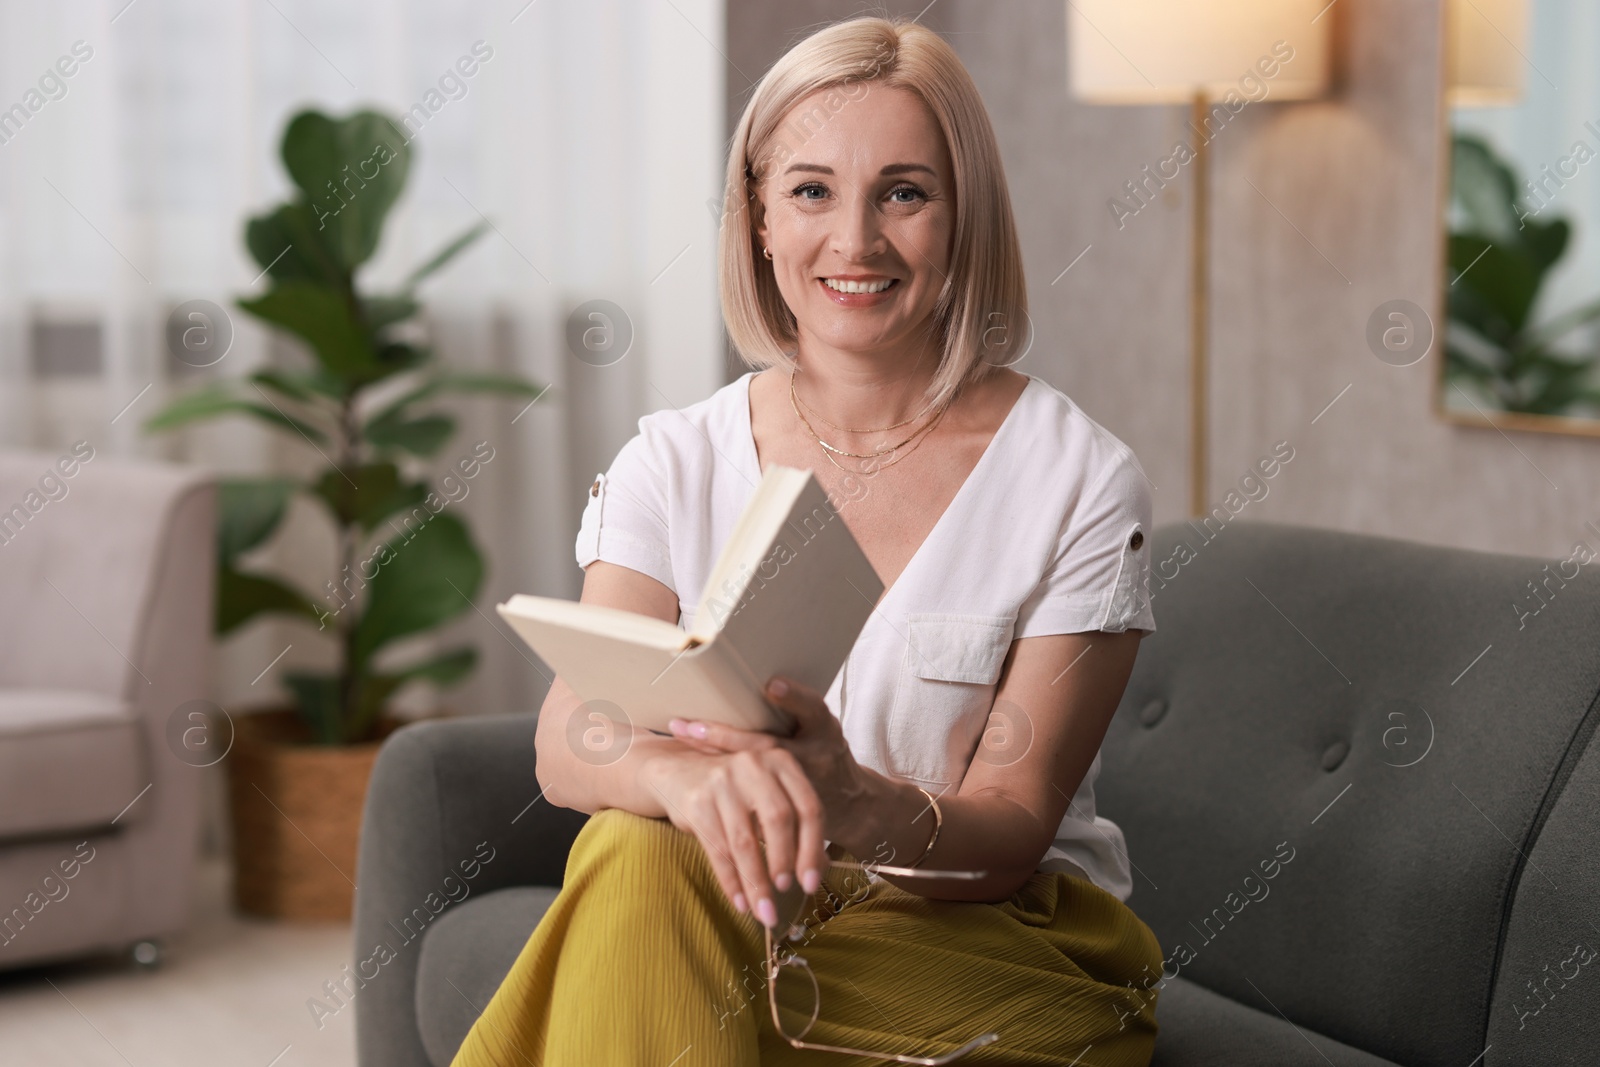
[691,466,806,639]
[697,471,883,698]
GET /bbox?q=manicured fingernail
[668,718,686,733]
[801,868,821,894]
[768,679,789,698]
[687,721,707,738]
[774,871,792,891]
[733,893,748,914]
[756,897,778,928]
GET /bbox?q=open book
[496,466,884,734]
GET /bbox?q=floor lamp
[1068,1,1330,517]
[1446,0,1527,106]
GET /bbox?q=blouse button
[590,478,601,498]
[1129,529,1144,551]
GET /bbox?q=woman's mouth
[819,276,898,304]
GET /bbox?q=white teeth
[823,277,893,294]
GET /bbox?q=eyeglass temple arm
[830,861,988,880]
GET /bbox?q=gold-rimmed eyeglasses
[764,860,1000,1065]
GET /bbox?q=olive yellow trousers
[450,808,1161,1067]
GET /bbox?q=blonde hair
[718,16,1027,411]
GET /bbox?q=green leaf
[218,478,299,565]
[1450,134,1523,242]
[353,512,483,661]
[1520,293,1600,354]
[1521,217,1570,276]
[404,221,490,289]
[375,342,433,374]
[1449,235,1539,339]
[217,566,321,635]
[243,202,346,289]
[363,294,421,332]
[365,412,455,457]
[368,372,545,432]
[1513,349,1599,415]
[309,462,428,534]
[280,109,411,270]
[383,646,478,687]
[144,383,329,443]
[238,283,379,381]
[251,369,345,404]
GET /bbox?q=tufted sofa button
[1138,699,1168,728]
[1322,740,1350,771]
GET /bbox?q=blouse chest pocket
[885,612,1015,787]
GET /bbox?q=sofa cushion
[415,885,560,1067]
[1152,977,1400,1066]
[0,689,147,840]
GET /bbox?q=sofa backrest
[0,447,213,700]
[1096,520,1600,1066]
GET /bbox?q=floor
[0,857,358,1067]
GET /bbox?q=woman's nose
[831,194,888,261]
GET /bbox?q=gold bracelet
[908,787,943,869]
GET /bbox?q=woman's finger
[762,677,861,809]
[678,792,747,913]
[712,788,778,929]
[663,730,729,757]
[669,717,778,753]
[729,751,801,894]
[763,677,833,735]
[768,752,828,893]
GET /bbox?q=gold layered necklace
[788,368,950,473]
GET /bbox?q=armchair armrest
[354,713,587,1067]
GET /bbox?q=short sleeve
[574,428,676,593]
[1014,449,1156,638]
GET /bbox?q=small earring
[762,247,773,260]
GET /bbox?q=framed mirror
[1436,0,1600,439]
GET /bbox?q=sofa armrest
[120,479,214,940]
[354,713,587,1067]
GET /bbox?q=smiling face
[754,84,955,363]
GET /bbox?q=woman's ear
[750,183,769,250]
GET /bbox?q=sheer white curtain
[0,0,726,719]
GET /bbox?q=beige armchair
[0,445,214,969]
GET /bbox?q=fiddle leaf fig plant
[146,108,543,745]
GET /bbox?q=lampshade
[1068,0,1331,104]
[1446,0,1527,106]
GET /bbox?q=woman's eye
[786,181,926,206]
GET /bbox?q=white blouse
[575,371,1156,902]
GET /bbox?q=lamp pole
[1189,91,1210,518]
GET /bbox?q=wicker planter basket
[227,709,398,921]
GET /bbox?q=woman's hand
[663,677,866,887]
[638,727,827,929]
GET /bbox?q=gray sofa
[0,449,214,970]
[354,520,1600,1066]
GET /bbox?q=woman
[453,16,1162,1067]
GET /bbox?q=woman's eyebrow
[782,162,937,177]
